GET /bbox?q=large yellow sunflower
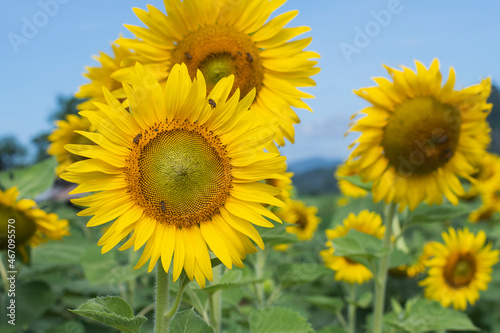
[420,228,499,310]
[0,187,69,260]
[468,153,500,222]
[47,114,94,175]
[320,210,385,284]
[61,63,286,287]
[76,43,132,111]
[348,59,492,211]
[114,0,320,146]
[276,199,320,241]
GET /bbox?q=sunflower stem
[373,202,397,333]
[209,265,222,333]
[155,265,170,333]
[254,249,267,308]
[348,283,357,333]
[126,250,136,308]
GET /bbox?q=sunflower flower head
[468,153,500,222]
[61,63,287,287]
[76,43,132,111]
[47,114,94,175]
[267,171,294,203]
[348,59,492,211]
[276,199,320,241]
[114,0,320,146]
[397,241,436,278]
[320,210,385,284]
[0,186,69,261]
[420,227,499,310]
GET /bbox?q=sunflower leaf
[249,307,314,333]
[407,202,474,224]
[304,296,344,313]
[384,297,478,332]
[69,296,147,333]
[170,308,214,333]
[338,175,372,191]
[0,157,57,199]
[278,263,330,286]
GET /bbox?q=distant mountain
[288,157,341,196]
[288,157,341,175]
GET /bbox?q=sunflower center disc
[171,25,264,97]
[444,253,476,287]
[0,205,37,249]
[126,122,232,227]
[382,97,461,176]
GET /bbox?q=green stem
[0,256,8,292]
[165,281,188,320]
[373,202,397,333]
[155,265,170,333]
[348,284,357,333]
[254,249,267,308]
[126,250,136,308]
[209,265,222,333]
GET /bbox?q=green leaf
[249,307,314,333]
[317,327,348,333]
[356,291,373,308]
[329,229,381,268]
[278,263,330,286]
[170,308,214,333]
[69,296,147,333]
[338,175,372,191]
[201,269,266,294]
[388,248,413,269]
[45,320,86,333]
[16,280,55,325]
[304,296,344,313]
[31,232,87,265]
[408,202,473,224]
[257,223,298,245]
[0,157,57,198]
[384,297,478,333]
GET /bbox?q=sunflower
[335,161,368,198]
[348,59,492,211]
[47,114,94,175]
[397,242,435,278]
[320,210,385,284]
[276,200,320,241]
[76,43,132,111]
[114,0,320,146]
[266,171,294,203]
[0,187,69,261]
[61,63,286,287]
[468,153,500,222]
[420,228,499,310]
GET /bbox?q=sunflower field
[2,1,500,333]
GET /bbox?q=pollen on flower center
[444,253,476,287]
[171,25,264,97]
[126,120,232,228]
[382,97,461,175]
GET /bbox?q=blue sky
[2,0,499,164]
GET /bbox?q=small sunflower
[114,0,320,146]
[335,161,368,198]
[61,63,286,287]
[397,242,436,278]
[276,200,320,241]
[47,114,94,175]
[320,210,385,284]
[420,228,499,310]
[468,153,500,222]
[76,43,132,111]
[267,171,294,203]
[348,59,492,211]
[0,187,69,260]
